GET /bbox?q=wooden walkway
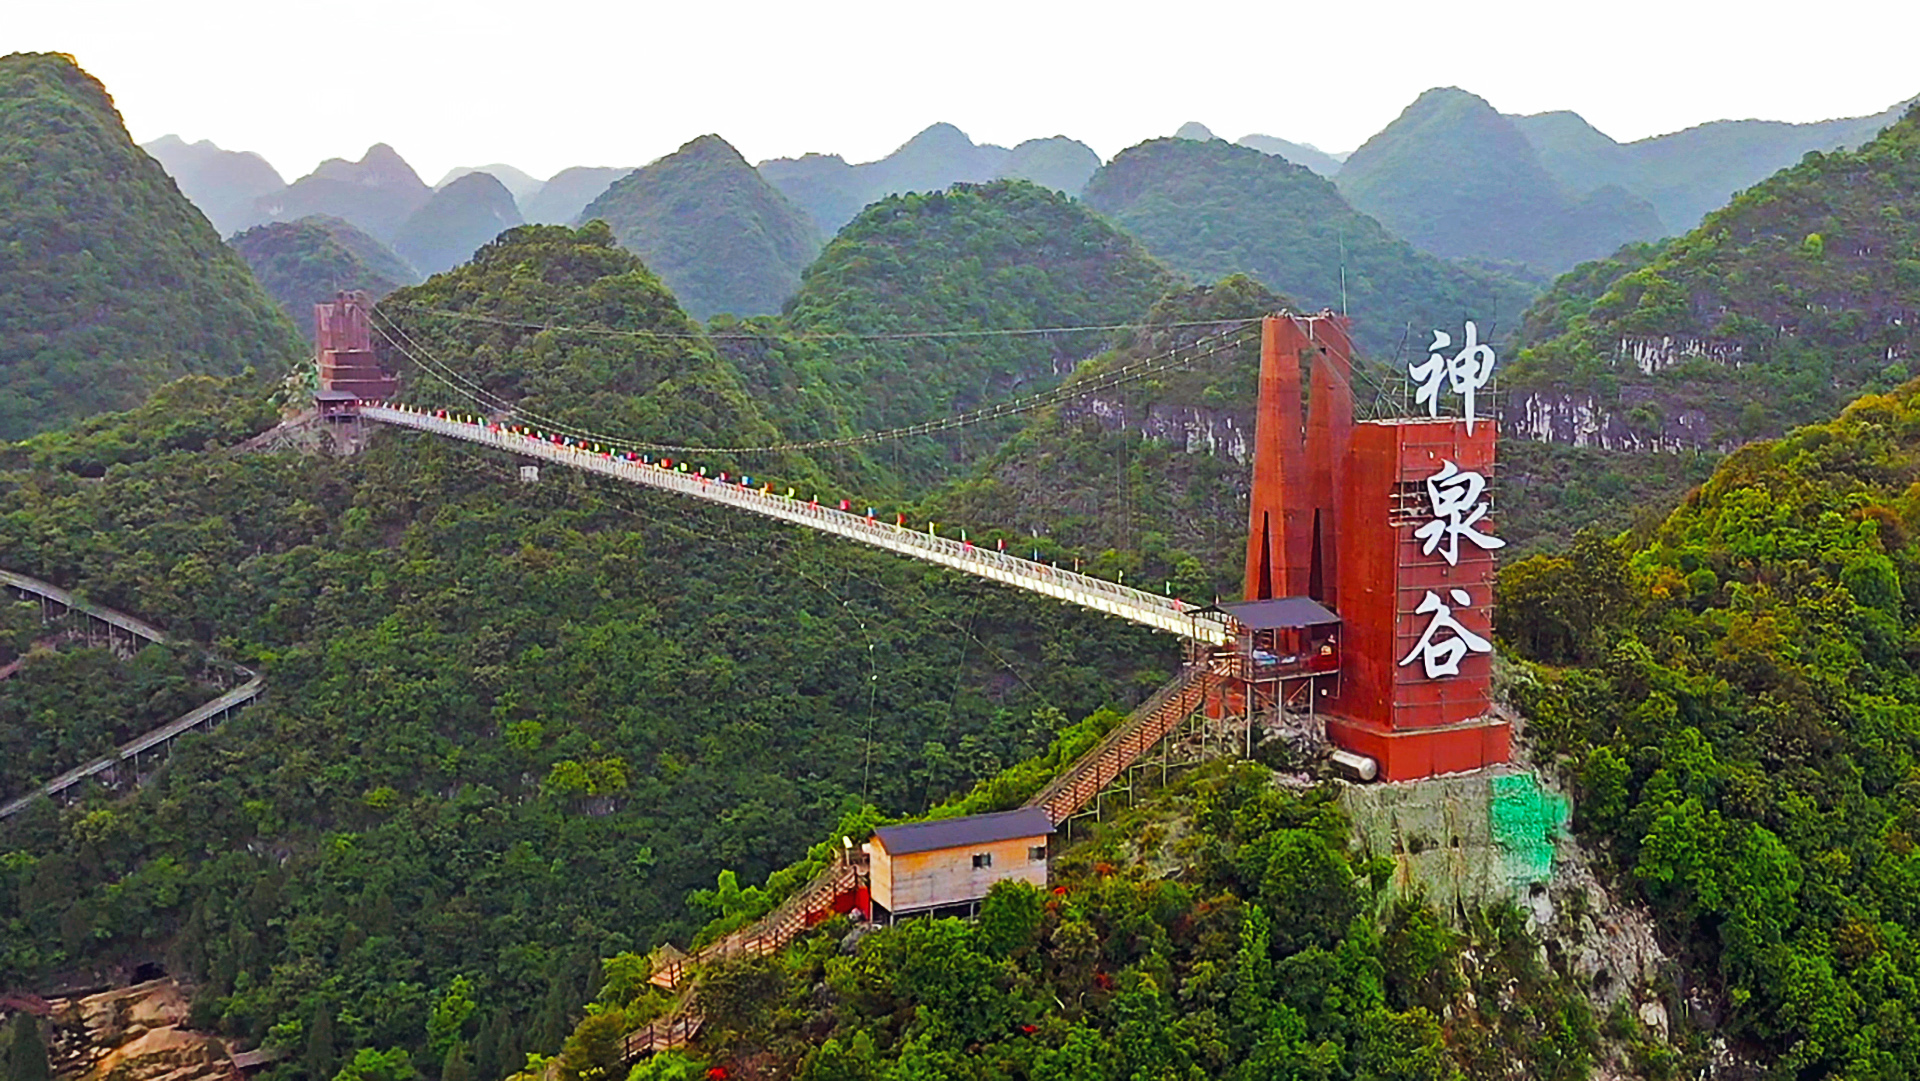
[0,570,264,819]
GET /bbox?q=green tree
[978,879,1046,958]
[303,1003,337,1081]
[4,1013,52,1081]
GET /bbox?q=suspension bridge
[330,299,1393,1062]
[4,292,1507,1065]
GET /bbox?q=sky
[10,0,1920,183]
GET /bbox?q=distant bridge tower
[313,291,399,418]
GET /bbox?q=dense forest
[1079,137,1533,359]
[570,766,1605,1081]
[1497,382,1920,1077]
[778,180,1176,485]
[229,217,421,338]
[578,136,821,321]
[0,225,1183,1081]
[0,52,303,441]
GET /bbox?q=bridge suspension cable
[368,310,1260,457]
[382,300,1259,342]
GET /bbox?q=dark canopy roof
[873,807,1054,856]
[313,388,361,401]
[1216,596,1340,630]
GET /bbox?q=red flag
[839,499,850,511]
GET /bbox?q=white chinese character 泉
[1409,321,1497,432]
[1412,460,1506,566]
[1399,588,1493,678]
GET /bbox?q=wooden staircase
[622,665,1223,1062]
[1026,663,1225,826]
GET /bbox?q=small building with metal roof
[869,806,1054,919]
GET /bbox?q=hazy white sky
[11,0,1919,183]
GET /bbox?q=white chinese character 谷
[1409,321,1497,432]
[1399,588,1493,678]
[1412,460,1506,566]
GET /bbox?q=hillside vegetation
[925,276,1287,595]
[0,52,303,441]
[229,217,420,338]
[0,226,1180,1079]
[393,172,524,277]
[1515,96,1912,233]
[1499,381,1920,1076]
[758,124,1101,234]
[1509,102,1920,445]
[256,144,432,245]
[143,134,285,236]
[1080,137,1532,357]
[591,766,1602,1081]
[780,180,1176,484]
[579,135,821,320]
[1336,88,1662,274]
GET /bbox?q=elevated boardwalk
[361,407,1231,645]
[0,570,264,820]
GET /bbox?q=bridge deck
[361,407,1231,645]
[1,569,168,644]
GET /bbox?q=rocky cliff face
[1058,395,1255,463]
[44,979,242,1081]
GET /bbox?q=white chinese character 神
[1399,588,1493,678]
[1409,321,1497,432]
[1412,460,1506,566]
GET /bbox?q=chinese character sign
[1410,321,1496,432]
[1412,460,1505,566]
[1398,456,1502,682]
[1400,588,1493,678]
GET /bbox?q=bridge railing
[360,407,1232,645]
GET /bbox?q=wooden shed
[868,806,1054,919]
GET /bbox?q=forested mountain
[998,136,1101,195]
[0,52,303,441]
[1336,88,1663,273]
[382,222,784,449]
[1494,380,1920,1077]
[1509,102,1920,448]
[520,166,629,225]
[1173,121,1216,141]
[1235,132,1345,176]
[575,135,819,321]
[228,216,420,338]
[142,134,285,236]
[255,144,433,244]
[1513,95,1913,233]
[393,171,524,277]
[0,221,1179,1078]
[1079,137,1531,357]
[433,163,542,204]
[780,179,1175,482]
[758,124,1101,234]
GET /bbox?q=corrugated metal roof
[1218,596,1340,630]
[873,807,1054,856]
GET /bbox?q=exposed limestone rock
[1058,396,1254,462]
[44,979,239,1081]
